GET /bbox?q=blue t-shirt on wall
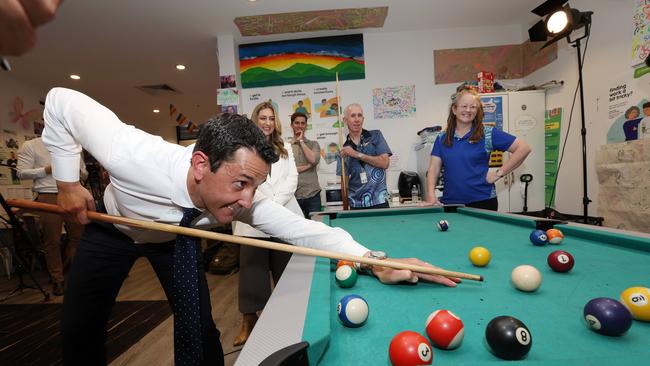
[431,126,515,204]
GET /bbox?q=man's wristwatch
[360,250,387,274]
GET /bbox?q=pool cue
[335,72,350,210]
[7,199,483,282]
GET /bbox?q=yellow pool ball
[620,286,650,322]
[469,246,491,267]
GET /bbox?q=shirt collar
[345,129,371,148]
[171,144,198,209]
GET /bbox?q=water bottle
[411,185,419,203]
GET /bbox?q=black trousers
[238,238,291,314]
[350,201,390,210]
[62,222,224,366]
[466,197,499,211]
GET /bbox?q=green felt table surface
[302,207,650,365]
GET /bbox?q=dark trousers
[351,201,390,210]
[238,238,291,314]
[297,192,322,218]
[62,222,224,366]
[466,197,498,211]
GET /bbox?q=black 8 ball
[485,316,532,360]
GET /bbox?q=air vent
[136,84,181,96]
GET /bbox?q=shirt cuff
[51,155,81,182]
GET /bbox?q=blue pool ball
[335,264,358,288]
[337,294,369,327]
[437,220,449,232]
[529,230,548,246]
[584,297,632,336]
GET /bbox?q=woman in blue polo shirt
[424,89,531,211]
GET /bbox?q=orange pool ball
[337,260,356,269]
[546,228,564,244]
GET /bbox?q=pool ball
[547,250,575,273]
[511,265,542,292]
[436,220,449,232]
[388,330,433,366]
[469,246,491,267]
[335,264,358,288]
[337,294,369,327]
[485,316,532,360]
[583,297,632,336]
[546,228,564,244]
[529,229,548,246]
[620,287,650,322]
[336,259,355,269]
[425,309,464,349]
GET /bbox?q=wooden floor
[0,258,244,366]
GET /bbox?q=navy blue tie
[174,207,203,366]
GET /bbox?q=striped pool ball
[337,294,369,327]
[425,309,464,349]
[437,220,449,232]
[546,228,564,244]
[335,264,358,288]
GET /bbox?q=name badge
[360,171,368,184]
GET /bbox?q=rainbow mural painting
[239,34,365,89]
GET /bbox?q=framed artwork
[239,34,365,88]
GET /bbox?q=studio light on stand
[527,0,595,225]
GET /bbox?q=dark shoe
[52,281,65,296]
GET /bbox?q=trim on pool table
[236,254,318,365]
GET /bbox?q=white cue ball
[511,265,542,292]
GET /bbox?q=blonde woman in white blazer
[233,101,303,346]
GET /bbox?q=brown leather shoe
[52,281,65,296]
[233,313,258,347]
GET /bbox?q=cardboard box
[478,71,494,93]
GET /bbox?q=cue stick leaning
[7,199,483,282]
[335,72,350,211]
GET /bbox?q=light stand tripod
[0,193,50,302]
[570,17,592,224]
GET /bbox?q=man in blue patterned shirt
[337,103,392,209]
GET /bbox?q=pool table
[236,207,650,365]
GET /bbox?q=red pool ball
[425,309,464,349]
[388,330,433,366]
[547,250,575,273]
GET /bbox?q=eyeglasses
[457,104,478,111]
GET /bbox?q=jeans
[297,192,322,218]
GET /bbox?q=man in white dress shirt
[42,88,459,365]
[16,137,87,296]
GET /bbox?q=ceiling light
[248,0,258,2]
[176,64,186,70]
[70,74,81,80]
[153,109,160,113]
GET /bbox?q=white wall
[238,25,528,194]
[363,26,526,191]
[524,0,637,217]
